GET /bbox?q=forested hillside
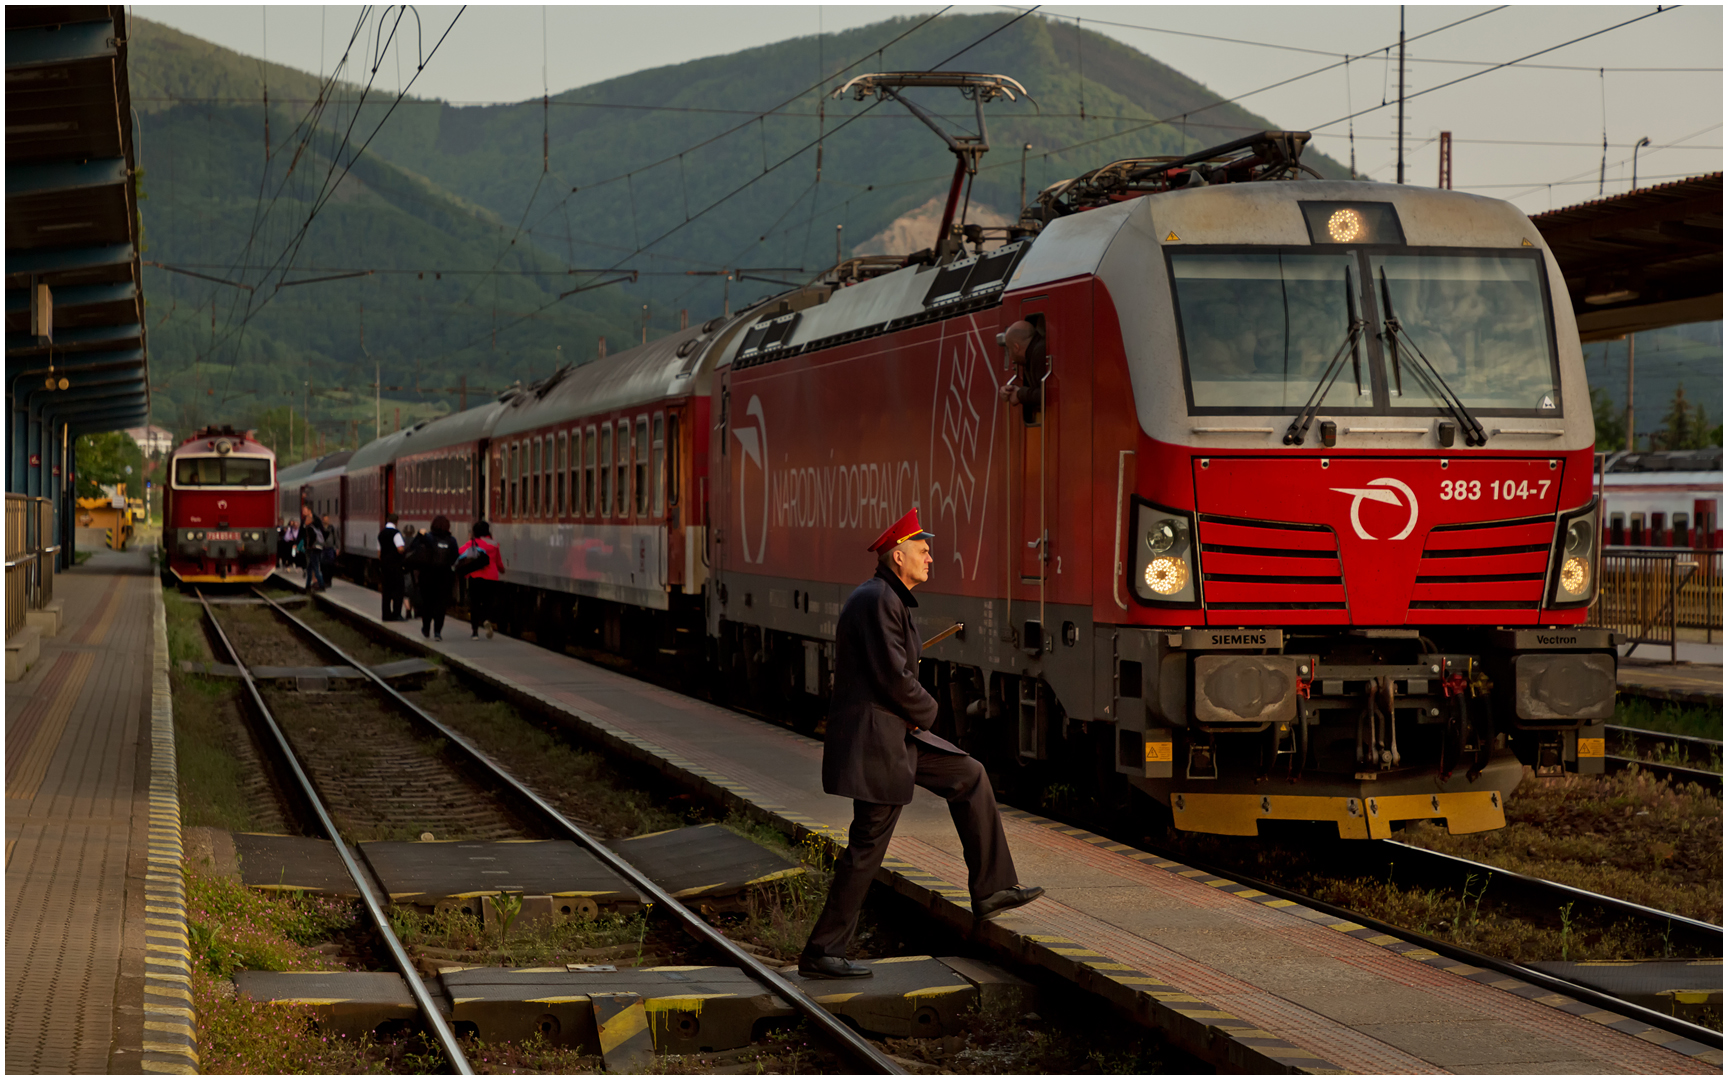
[129,12,1349,451]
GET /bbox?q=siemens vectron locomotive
[286,129,1614,839]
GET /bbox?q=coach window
[617,422,631,519]
[584,425,597,515]
[508,443,519,517]
[530,438,542,516]
[634,418,649,516]
[557,432,568,515]
[652,414,666,517]
[543,435,555,518]
[667,415,680,511]
[491,448,504,518]
[599,423,612,515]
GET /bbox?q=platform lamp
[1629,137,1651,191]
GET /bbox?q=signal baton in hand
[922,623,964,650]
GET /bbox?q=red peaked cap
[867,508,935,553]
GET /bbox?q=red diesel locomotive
[284,129,1613,839]
[163,425,279,585]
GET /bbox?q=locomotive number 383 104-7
[1439,479,1552,501]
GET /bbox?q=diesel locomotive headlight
[1549,499,1599,607]
[1132,502,1200,606]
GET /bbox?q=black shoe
[973,885,1044,920]
[434,634,443,642]
[797,955,873,980]
[471,632,479,639]
[421,626,430,639]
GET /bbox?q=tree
[74,431,145,500]
[1651,383,1715,452]
[1588,385,1625,452]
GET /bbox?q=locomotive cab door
[1006,305,1054,650]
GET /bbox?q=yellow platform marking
[80,576,130,645]
[7,652,95,801]
[872,955,932,964]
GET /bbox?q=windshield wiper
[1284,272,1365,446]
[1378,268,1489,447]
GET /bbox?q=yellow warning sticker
[1521,238,1534,247]
[1145,741,1174,763]
[1578,737,1605,758]
[1164,231,1181,243]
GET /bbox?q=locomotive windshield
[1173,247,1559,415]
[1173,252,1365,410]
[173,454,274,488]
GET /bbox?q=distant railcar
[162,425,278,585]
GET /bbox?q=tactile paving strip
[143,572,199,1073]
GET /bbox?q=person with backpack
[457,520,506,640]
[320,514,339,588]
[406,515,459,640]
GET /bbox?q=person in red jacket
[460,519,506,640]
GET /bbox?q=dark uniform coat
[821,564,963,805]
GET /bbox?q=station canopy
[1530,173,1723,343]
[6,5,149,445]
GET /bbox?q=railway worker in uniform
[799,508,1043,980]
[407,515,459,641]
[378,513,406,621]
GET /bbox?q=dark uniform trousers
[804,740,1018,959]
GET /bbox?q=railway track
[199,588,904,1075]
[1605,724,1723,795]
[296,571,1722,1049]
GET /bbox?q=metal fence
[1588,547,1723,662]
[5,495,57,641]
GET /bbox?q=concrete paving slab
[232,970,419,1040]
[779,955,1021,1039]
[233,833,359,896]
[609,823,803,901]
[438,964,792,1054]
[361,839,640,907]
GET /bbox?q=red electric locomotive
[162,425,279,586]
[708,129,1611,839]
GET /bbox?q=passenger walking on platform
[296,507,325,592]
[278,517,297,567]
[458,520,505,640]
[378,513,406,621]
[407,515,459,641]
[799,508,1042,980]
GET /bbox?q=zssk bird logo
[1330,477,1419,540]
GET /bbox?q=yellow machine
[76,488,136,551]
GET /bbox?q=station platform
[315,576,1719,1074]
[4,549,192,1074]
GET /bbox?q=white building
[125,425,174,456]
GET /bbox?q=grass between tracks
[1612,699,1723,771]
[1399,765,1723,929]
[163,590,264,832]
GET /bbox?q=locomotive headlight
[1145,518,1184,555]
[1549,500,1599,606]
[1132,502,1200,605]
[1327,208,1365,243]
[1144,556,1190,595]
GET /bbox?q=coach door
[1009,305,1054,651]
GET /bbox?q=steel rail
[1147,842,1723,1050]
[256,588,905,1075]
[1606,724,1723,756]
[1604,755,1722,795]
[1377,840,1722,954]
[195,590,476,1075]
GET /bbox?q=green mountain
[129,12,1351,450]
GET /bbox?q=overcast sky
[135,4,1722,216]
